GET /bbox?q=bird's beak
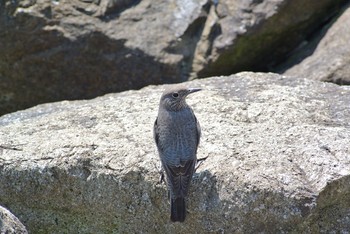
[187,88,202,94]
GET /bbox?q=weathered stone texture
[0,0,348,115]
[0,72,349,233]
[283,4,350,85]
[0,205,28,234]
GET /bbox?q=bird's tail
[170,197,186,222]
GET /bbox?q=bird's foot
[195,156,208,172]
[158,170,166,184]
[157,163,166,184]
[153,161,166,184]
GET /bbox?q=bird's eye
[172,92,179,98]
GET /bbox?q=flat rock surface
[0,72,349,233]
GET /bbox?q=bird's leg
[158,170,165,184]
[155,162,166,184]
[195,156,208,172]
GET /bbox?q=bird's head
[160,86,201,111]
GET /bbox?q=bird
[154,86,201,222]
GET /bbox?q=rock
[0,205,28,234]
[0,0,208,116]
[282,4,350,85]
[0,72,350,233]
[191,0,348,78]
[0,0,348,115]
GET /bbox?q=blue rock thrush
[154,86,201,222]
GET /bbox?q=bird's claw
[195,156,208,172]
[158,170,166,184]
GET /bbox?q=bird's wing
[153,117,163,152]
[189,107,201,148]
[153,118,159,143]
[163,159,196,198]
[194,114,201,148]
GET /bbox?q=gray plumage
[154,86,201,222]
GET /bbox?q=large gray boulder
[0,0,347,115]
[283,4,350,85]
[0,205,28,234]
[0,72,349,233]
[191,0,348,78]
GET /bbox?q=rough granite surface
[0,205,28,234]
[0,72,350,233]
